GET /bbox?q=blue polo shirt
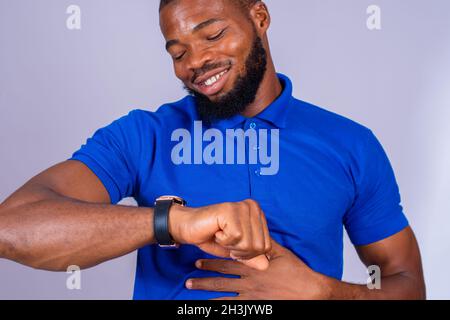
[69,74,408,300]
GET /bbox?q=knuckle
[217,264,228,274]
[254,242,265,253]
[231,229,243,240]
[233,202,246,215]
[245,199,261,210]
[245,209,252,220]
[221,202,235,215]
[240,240,252,250]
[213,278,225,291]
[239,199,252,211]
[229,203,244,217]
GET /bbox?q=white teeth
[203,70,228,86]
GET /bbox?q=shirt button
[249,122,257,129]
[254,169,260,176]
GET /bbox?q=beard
[185,35,268,123]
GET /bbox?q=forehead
[159,0,243,37]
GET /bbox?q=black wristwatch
[154,195,186,248]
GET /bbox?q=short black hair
[159,0,258,13]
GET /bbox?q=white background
[0,0,449,299]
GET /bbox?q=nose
[185,47,214,75]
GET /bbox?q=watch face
[156,195,186,206]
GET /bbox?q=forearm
[322,272,426,300]
[0,191,155,271]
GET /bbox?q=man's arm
[187,227,425,300]
[0,160,271,271]
[0,160,157,271]
[324,227,426,300]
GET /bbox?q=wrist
[316,273,336,300]
[168,205,193,244]
[305,271,333,300]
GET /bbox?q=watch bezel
[155,195,186,207]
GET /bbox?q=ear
[249,1,271,36]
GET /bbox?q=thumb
[198,241,230,258]
[231,239,285,270]
[235,254,269,271]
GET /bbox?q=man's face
[160,0,268,121]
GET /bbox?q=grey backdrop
[1,0,449,299]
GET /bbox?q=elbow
[0,224,68,272]
[399,270,426,300]
[416,279,427,300]
[0,200,11,217]
[411,285,426,300]
[0,196,78,272]
[13,249,79,272]
[29,258,73,272]
[409,267,427,300]
[26,250,94,272]
[0,205,15,260]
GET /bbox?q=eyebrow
[165,18,223,51]
[193,18,223,32]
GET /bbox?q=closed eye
[174,52,186,61]
[207,28,227,41]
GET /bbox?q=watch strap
[154,199,176,246]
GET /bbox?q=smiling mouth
[193,67,232,97]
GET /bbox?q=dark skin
[160,0,282,117]
[0,1,278,274]
[188,231,425,300]
[0,160,271,271]
[160,0,426,300]
[0,0,425,300]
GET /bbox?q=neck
[240,62,282,118]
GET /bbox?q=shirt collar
[193,73,293,130]
[254,73,293,129]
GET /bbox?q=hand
[185,239,330,300]
[169,199,271,271]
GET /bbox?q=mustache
[191,61,232,83]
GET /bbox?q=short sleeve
[69,110,144,204]
[344,130,409,246]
